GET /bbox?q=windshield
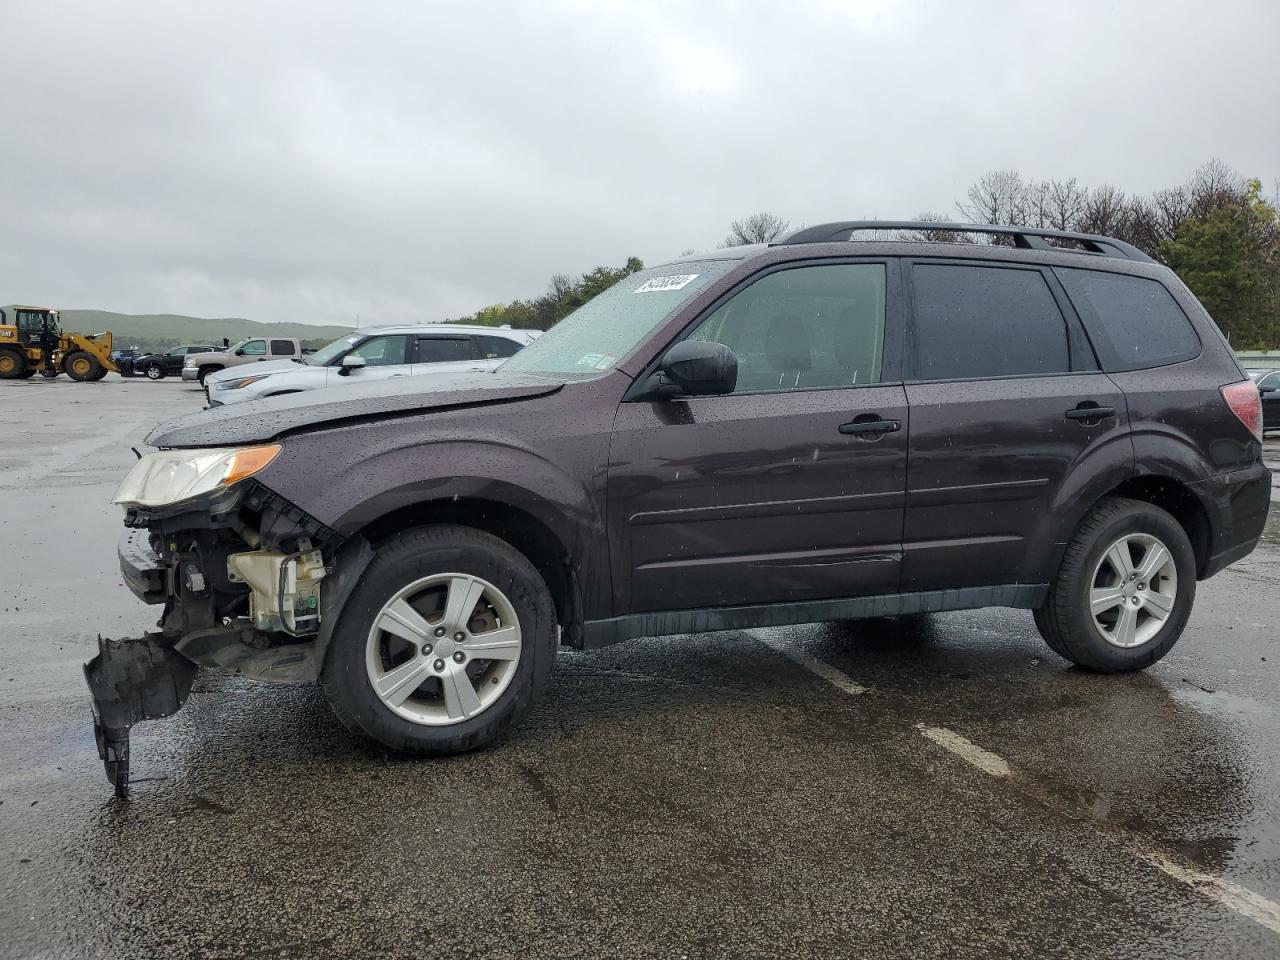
[500,260,737,377]
[307,333,360,366]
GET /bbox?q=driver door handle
[1064,404,1116,421]
[839,417,901,436]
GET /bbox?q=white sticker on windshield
[634,274,699,293]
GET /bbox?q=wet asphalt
[1,376,1278,960]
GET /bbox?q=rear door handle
[1065,404,1116,422]
[839,417,901,436]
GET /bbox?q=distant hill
[50,309,354,350]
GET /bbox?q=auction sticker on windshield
[634,274,699,293]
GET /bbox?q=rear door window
[1055,268,1200,371]
[476,335,523,359]
[269,339,295,356]
[908,264,1069,381]
[416,337,480,363]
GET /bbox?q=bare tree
[898,211,975,243]
[719,212,791,247]
[956,169,1028,227]
[1185,158,1245,219]
[548,273,574,304]
[1078,184,1129,237]
[1035,178,1088,231]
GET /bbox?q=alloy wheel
[365,573,522,725]
[1088,533,1177,648]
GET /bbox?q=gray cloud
[2,0,1277,325]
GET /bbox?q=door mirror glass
[659,340,737,397]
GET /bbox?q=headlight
[112,444,282,508]
[216,375,272,391]
[184,357,197,366]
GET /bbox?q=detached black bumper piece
[83,634,197,798]
[118,529,167,604]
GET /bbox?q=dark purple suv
[91,221,1270,795]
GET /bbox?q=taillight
[1221,380,1263,441]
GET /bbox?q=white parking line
[1140,852,1280,936]
[756,637,868,695]
[765,639,1280,939]
[916,724,1012,777]
[915,724,1280,937]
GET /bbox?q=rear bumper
[119,529,166,603]
[1192,461,1272,579]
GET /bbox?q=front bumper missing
[83,634,197,798]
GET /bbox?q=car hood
[147,371,565,448]
[204,358,300,383]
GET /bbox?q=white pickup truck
[181,336,307,384]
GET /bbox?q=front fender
[253,408,613,616]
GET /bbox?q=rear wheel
[65,350,102,382]
[1034,497,1195,673]
[0,348,26,379]
[144,363,164,380]
[321,525,557,755]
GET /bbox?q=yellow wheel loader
[0,306,117,381]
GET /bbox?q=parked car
[110,348,143,372]
[180,336,308,384]
[203,325,535,407]
[93,221,1271,795]
[122,344,218,379]
[1248,368,1279,434]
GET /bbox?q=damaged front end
[88,444,365,797]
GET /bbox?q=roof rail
[772,221,1153,263]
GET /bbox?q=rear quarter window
[1055,269,1200,372]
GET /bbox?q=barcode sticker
[634,274,699,293]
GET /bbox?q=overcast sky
[2,0,1277,326]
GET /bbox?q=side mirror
[1260,386,1277,395]
[234,348,246,356]
[656,340,737,398]
[338,355,367,376]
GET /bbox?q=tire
[0,348,27,379]
[19,368,36,379]
[196,366,221,385]
[321,524,558,755]
[88,366,109,381]
[145,363,164,380]
[1034,497,1195,673]
[65,350,102,382]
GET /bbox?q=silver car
[205,324,536,406]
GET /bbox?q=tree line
[911,160,1279,348]
[451,159,1279,348]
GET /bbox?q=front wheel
[145,363,164,380]
[1034,497,1195,673]
[65,350,103,382]
[321,525,557,755]
[0,348,27,379]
